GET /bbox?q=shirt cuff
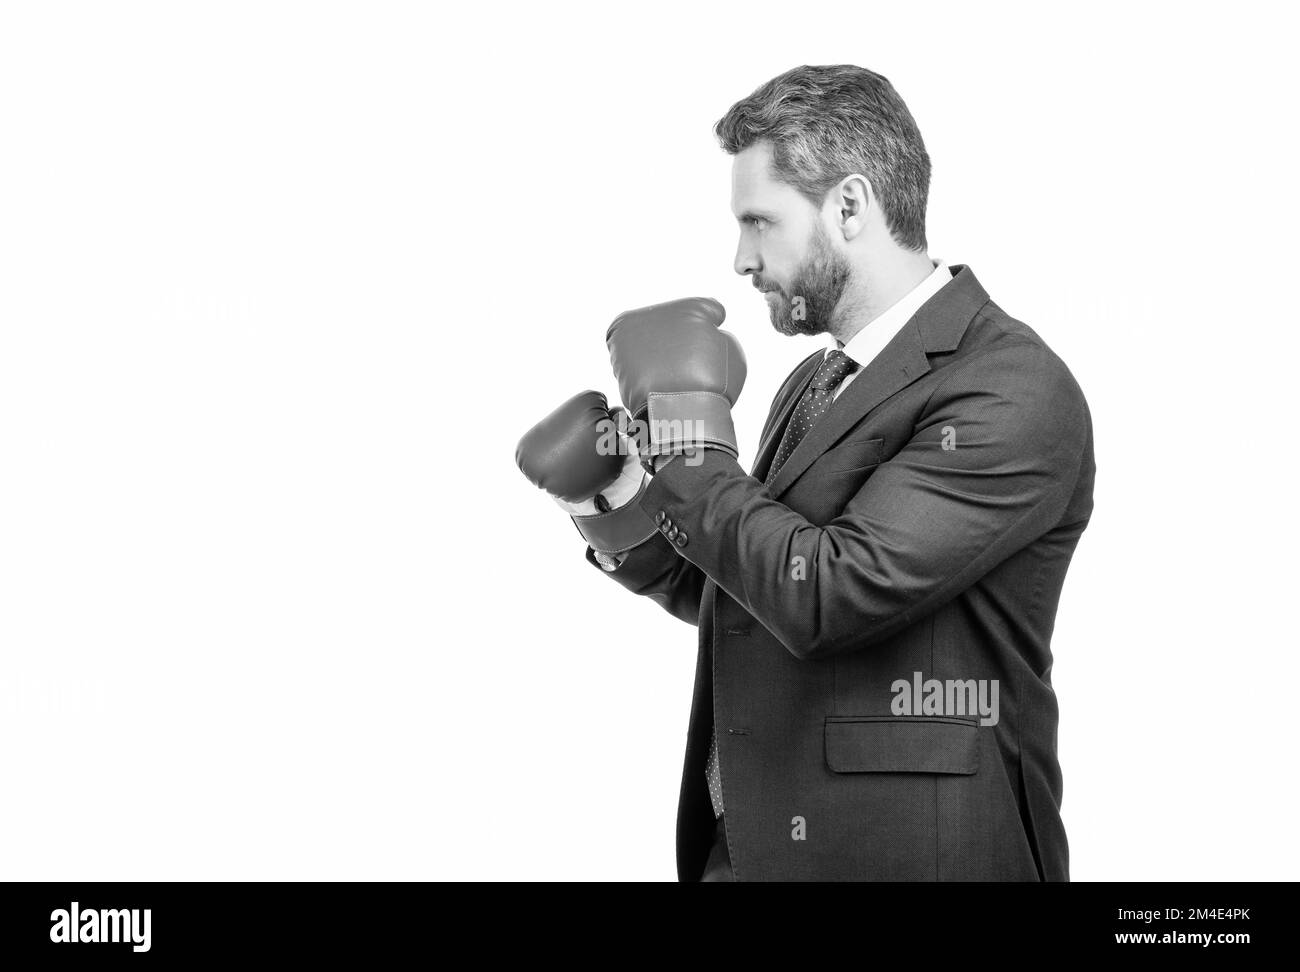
[589,547,627,572]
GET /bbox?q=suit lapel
[765,324,930,498]
[750,350,822,480]
[764,264,990,499]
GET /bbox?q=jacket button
[666,526,678,540]
[655,511,666,524]
[674,532,688,547]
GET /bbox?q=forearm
[638,451,882,656]
[583,531,707,627]
[638,443,1082,660]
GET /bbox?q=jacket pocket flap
[825,716,980,774]
[814,435,885,473]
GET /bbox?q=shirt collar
[830,260,953,368]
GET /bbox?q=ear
[831,173,873,241]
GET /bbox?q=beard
[755,223,853,337]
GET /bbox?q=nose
[734,237,760,277]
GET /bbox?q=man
[517,65,1094,881]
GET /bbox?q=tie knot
[810,349,858,390]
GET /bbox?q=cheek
[774,228,811,275]
[763,238,796,285]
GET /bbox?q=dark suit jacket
[587,265,1095,881]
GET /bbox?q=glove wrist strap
[570,476,658,554]
[641,391,739,458]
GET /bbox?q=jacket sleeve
[583,535,707,627]
[578,348,822,629]
[634,340,1092,660]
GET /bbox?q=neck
[831,247,935,346]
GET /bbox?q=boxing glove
[515,390,626,504]
[515,390,659,555]
[605,297,746,464]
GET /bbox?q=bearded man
[517,64,1095,882]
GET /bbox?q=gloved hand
[515,390,627,505]
[605,297,746,465]
[515,390,658,555]
[552,447,644,517]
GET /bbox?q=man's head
[715,65,931,338]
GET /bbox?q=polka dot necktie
[765,349,859,485]
[704,348,859,819]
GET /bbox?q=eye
[749,216,768,230]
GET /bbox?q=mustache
[752,278,781,294]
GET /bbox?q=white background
[1,1,1297,881]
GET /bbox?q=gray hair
[714,65,930,251]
